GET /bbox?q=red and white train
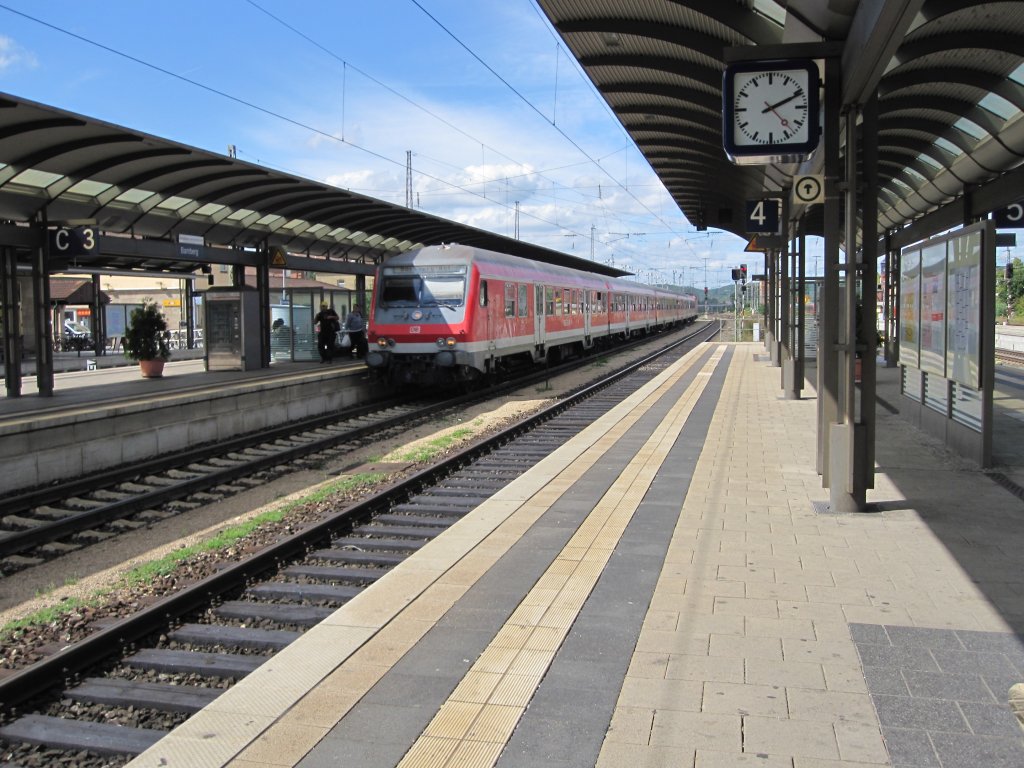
[366,243,699,385]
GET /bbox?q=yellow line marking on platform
[129,344,721,768]
[396,347,726,768]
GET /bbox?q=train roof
[382,244,691,300]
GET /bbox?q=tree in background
[998,257,1024,323]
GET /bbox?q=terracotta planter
[139,359,166,378]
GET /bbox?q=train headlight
[436,337,456,348]
[377,338,395,348]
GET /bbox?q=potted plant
[123,299,172,377]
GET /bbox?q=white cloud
[0,35,38,72]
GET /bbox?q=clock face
[733,69,810,146]
[722,59,820,164]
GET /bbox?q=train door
[534,284,546,354]
[583,288,592,346]
[481,279,496,355]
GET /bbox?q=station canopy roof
[0,93,629,278]
[535,0,1024,242]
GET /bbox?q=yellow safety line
[208,344,715,768]
[396,346,727,768]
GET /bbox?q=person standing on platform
[314,302,340,363]
[345,304,368,359]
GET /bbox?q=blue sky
[0,0,865,288]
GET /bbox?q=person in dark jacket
[345,305,368,359]
[313,302,340,363]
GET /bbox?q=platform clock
[723,59,820,165]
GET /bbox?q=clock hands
[761,92,801,114]
[763,101,790,129]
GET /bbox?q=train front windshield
[378,267,466,308]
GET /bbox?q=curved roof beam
[66,148,191,185]
[896,31,1024,62]
[616,105,722,134]
[556,19,729,61]
[160,169,274,199]
[600,82,721,114]
[1,133,140,175]
[876,136,957,173]
[219,180,324,210]
[663,0,782,44]
[877,116,979,154]
[637,131,721,150]
[877,94,1004,136]
[880,67,1024,112]
[577,54,721,91]
[116,158,236,191]
[0,116,86,141]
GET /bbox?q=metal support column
[861,92,879,481]
[91,273,104,356]
[762,252,770,347]
[796,217,806,393]
[827,102,864,511]
[1,245,22,396]
[184,279,195,349]
[32,215,53,397]
[780,241,790,372]
[355,274,367,313]
[828,93,877,513]
[768,249,780,365]
[781,194,801,399]
[817,54,841,479]
[256,244,271,367]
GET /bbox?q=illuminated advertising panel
[919,241,947,376]
[946,229,982,389]
[899,246,920,368]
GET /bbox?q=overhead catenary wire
[0,2,615,247]
[0,2,711,276]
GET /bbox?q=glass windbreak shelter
[270,288,360,363]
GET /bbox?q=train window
[505,283,516,317]
[518,284,529,317]
[561,289,569,315]
[422,275,465,306]
[479,280,488,307]
[545,286,555,316]
[380,276,419,305]
[536,285,544,316]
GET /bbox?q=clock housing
[723,59,820,165]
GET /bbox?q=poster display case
[204,288,261,371]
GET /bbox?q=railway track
[0,323,720,765]
[0,323,710,575]
[0,324,718,766]
[996,347,1024,366]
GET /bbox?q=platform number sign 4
[745,199,780,234]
